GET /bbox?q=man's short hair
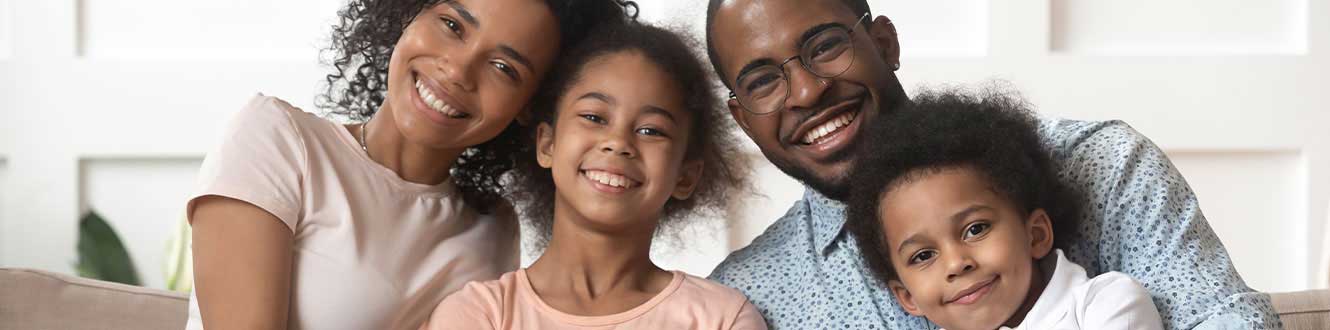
[704,0,871,87]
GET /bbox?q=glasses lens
[735,66,788,114]
[801,28,854,78]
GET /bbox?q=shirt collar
[803,187,849,256]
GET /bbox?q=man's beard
[764,137,858,201]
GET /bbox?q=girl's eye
[441,17,462,36]
[908,250,936,265]
[579,114,606,124]
[491,61,519,81]
[635,127,667,137]
[963,222,991,240]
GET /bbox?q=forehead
[878,169,998,237]
[710,0,859,78]
[448,0,561,67]
[567,52,688,117]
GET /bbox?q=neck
[361,102,465,185]
[1003,254,1054,328]
[526,199,665,301]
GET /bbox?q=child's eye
[635,127,667,137]
[963,222,991,240]
[579,114,606,124]
[908,250,936,265]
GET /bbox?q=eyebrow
[446,2,478,27]
[497,45,535,72]
[576,92,677,122]
[732,21,850,84]
[577,92,615,105]
[642,106,677,123]
[893,205,993,255]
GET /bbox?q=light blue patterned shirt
[709,118,1283,329]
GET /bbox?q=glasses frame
[729,12,871,116]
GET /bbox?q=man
[703,0,1282,329]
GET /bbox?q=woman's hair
[317,0,637,213]
[511,21,750,247]
[845,86,1083,284]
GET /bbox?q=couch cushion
[1271,289,1330,330]
[0,268,188,330]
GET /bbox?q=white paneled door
[2,0,1327,294]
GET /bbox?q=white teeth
[415,78,466,118]
[802,111,857,144]
[583,170,636,188]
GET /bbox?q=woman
[186,1,632,329]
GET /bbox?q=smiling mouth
[800,110,858,145]
[946,276,998,305]
[580,169,641,190]
[414,77,469,119]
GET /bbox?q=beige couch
[2,267,1327,329]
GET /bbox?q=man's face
[710,0,906,200]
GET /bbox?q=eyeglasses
[729,13,870,115]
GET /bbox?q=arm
[1081,273,1165,330]
[191,196,293,330]
[1044,119,1281,329]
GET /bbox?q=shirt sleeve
[187,95,307,232]
[729,300,770,330]
[419,282,500,330]
[1040,118,1282,329]
[1080,272,1165,330]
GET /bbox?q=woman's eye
[441,17,462,36]
[908,250,936,265]
[579,114,606,124]
[491,61,519,81]
[963,222,991,239]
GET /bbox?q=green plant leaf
[76,211,141,286]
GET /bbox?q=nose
[597,130,637,158]
[782,62,831,111]
[436,49,477,93]
[944,251,978,282]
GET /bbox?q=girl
[421,21,763,329]
[187,1,632,329]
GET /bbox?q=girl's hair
[845,86,1083,284]
[512,21,750,247]
[318,0,637,213]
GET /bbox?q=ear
[535,122,555,169]
[1026,208,1054,259]
[887,280,924,316]
[726,98,753,131]
[867,15,901,71]
[671,159,704,200]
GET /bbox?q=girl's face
[385,0,559,148]
[535,51,703,234]
[879,167,1053,330]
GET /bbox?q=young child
[419,20,764,330]
[845,89,1165,330]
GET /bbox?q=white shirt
[1003,249,1165,330]
[185,95,519,329]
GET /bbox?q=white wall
[1,0,1326,294]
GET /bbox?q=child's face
[385,0,560,149]
[535,51,702,233]
[879,167,1053,330]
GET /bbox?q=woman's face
[535,51,702,234]
[385,0,559,149]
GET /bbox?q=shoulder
[423,271,520,330]
[1037,116,1158,165]
[708,201,810,286]
[675,273,765,325]
[1081,271,1153,300]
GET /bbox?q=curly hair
[317,0,636,213]
[511,21,750,248]
[845,86,1083,285]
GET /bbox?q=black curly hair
[511,21,750,248]
[317,0,636,213]
[845,86,1082,284]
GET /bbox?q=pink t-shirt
[185,94,519,329]
[421,269,768,330]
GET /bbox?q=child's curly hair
[317,0,636,213]
[511,21,750,248]
[845,86,1083,284]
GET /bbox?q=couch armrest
[0,268,188,330]
[1271,289,1330,330]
